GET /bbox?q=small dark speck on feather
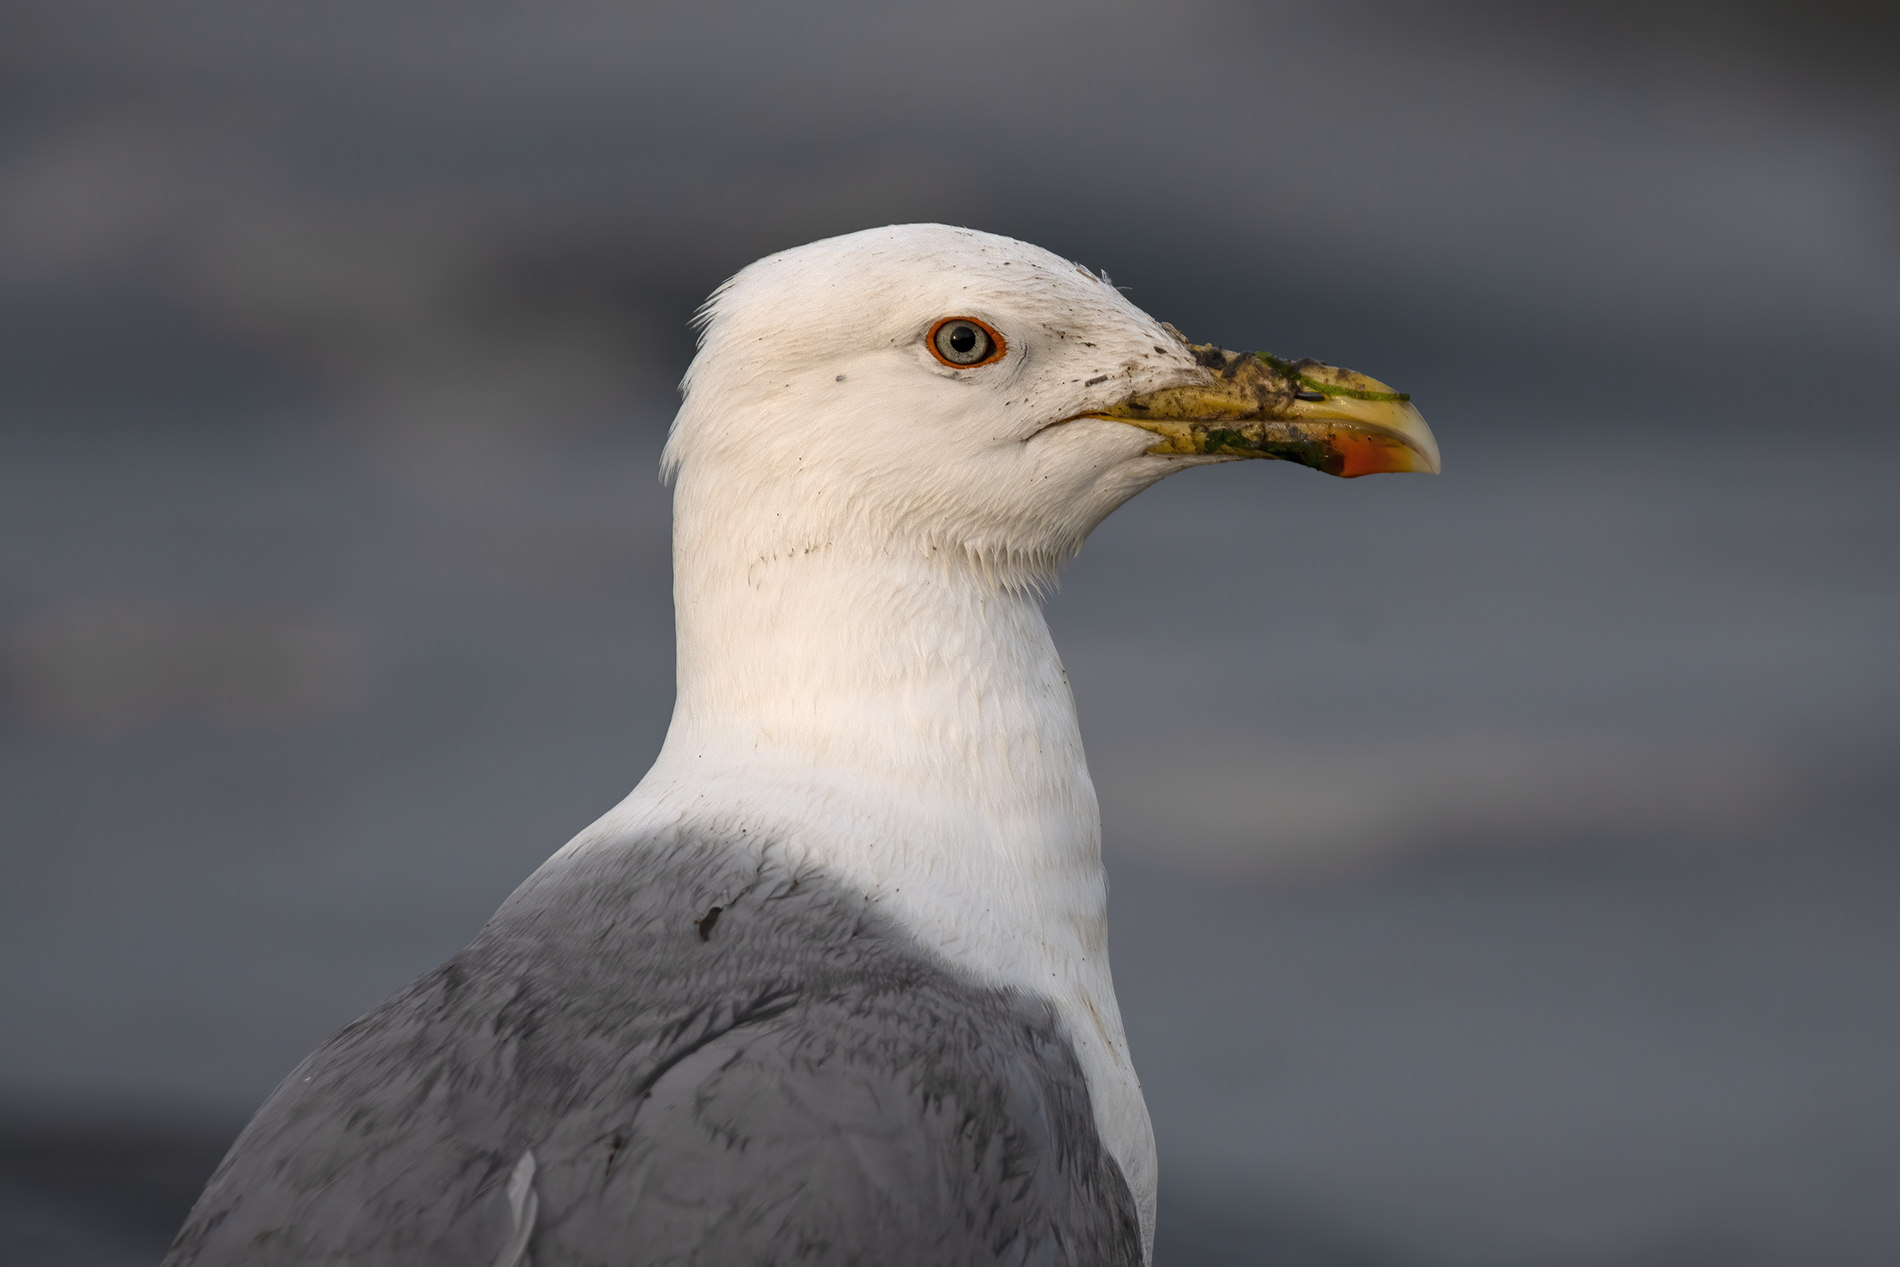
[1085,375,1108,386]
[605,1134,623,1174]
[695,906,723,941]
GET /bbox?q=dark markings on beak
[1295,391,1326,401]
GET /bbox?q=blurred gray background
[2,1,1897,1263]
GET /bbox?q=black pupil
[949,325,978,354]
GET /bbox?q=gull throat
[612,520,1160,1253]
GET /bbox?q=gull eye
[928,316,1006,368]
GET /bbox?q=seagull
[166,224,1438,1266]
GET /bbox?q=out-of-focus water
[1,1,1896,1262]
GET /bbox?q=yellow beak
[1090,341,1441,477]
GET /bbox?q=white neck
[586,482,1157,1257]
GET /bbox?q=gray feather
[165,832,1141,1265]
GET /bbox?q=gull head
[664,224,1437,587]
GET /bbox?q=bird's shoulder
[166,831,1141,1266]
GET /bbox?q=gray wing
[165,834,1142,1266]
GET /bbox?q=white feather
[574,224,1220,1261]
[495,1149,537,1267]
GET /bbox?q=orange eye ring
[926,316,1008,368]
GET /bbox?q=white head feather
[664,222,1210,588]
